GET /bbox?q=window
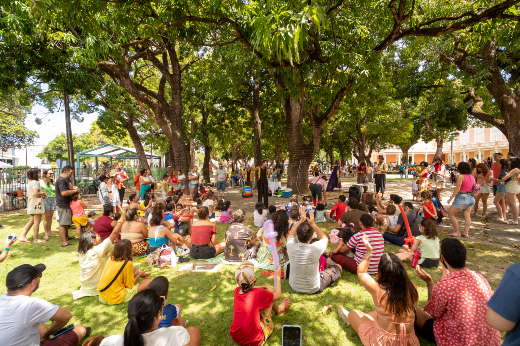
[460,131,469,145]
[473,128,484,143]
[491,128,503,141]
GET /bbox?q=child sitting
[412,175,419,201]
[314,202,327,223]
[254,202,267,227]
[70,192,91,238]
[396,219,440,268]
[368,204,378,218]
[328,195,347,222]
[420,190,438,220]
[385,204,399,229]
[430,189,444,225]
[147,276,187,328]
[202,191,215,218]
[310,238,328,272]
[266,205,277,220]
[288,207,300,230]
[199,179,209,194]
[284,195,299,216]
[87,210,96,226]
[374,213,389,234]
[230,261,290,346]
[326,225,356,260]
[218,200,233,224]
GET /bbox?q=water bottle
[410,250,421,268]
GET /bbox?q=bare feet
[447,233,462,238]
[34,239,46,243]
[19,237,30,243]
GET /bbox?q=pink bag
[157,245,177,266]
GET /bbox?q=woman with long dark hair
[40,169,56,240]
[447,162,476,237]
[338,236,419,345]
[99,289,201,346]
[256,210,290,267]
[20,168,47,243]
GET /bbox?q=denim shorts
[217,181,226,191]
[189,183,198,189]
[43,197,56,211]
[452,193,475,210]
[496,183,507,195]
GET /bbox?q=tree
[0,92,38,151]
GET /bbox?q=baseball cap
[235,261,255,286]
[6,264,46,290]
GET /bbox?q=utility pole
[64,90,76,184]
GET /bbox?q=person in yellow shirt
[375,155,389,200]
[97,239,152,304]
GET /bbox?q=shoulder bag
[99,260,129,293]
[398,211,418,237]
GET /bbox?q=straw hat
[235,261,256,286]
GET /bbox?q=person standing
[20,169,46,243]
[215,164,228,199]
[447,162,475,238]
[375,155,389,200]
[133,169,141,197]
[255,160,269,208]
[40,169,56,241]
[116,163,128,205]
[326,161,341,195]
[308,175,328,207]
[491,152,503,197]
[54,166,78,247]
[432,157,446,199]
[244,165,253,187]
[277,165,283,182]
[188,166,199,200]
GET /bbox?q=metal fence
[0,166,167,213]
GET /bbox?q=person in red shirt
[414,238,500,346]
[230,261,290,346]
[420,190,438,219]
[329,195,347,222]
[491,152,503,196]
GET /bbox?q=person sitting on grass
[0,263,90,346]
[190,206,226,259]
[414,238,500,345]
[70,192,92,239]
[314,202,327,223]
[97,239,152,305]
[127,193,152,217]
[266,205,276,220]
[420,190,438,220]
[253,202,267,227]
[0,235,17,263]
[329,214,384,275]
[169,204,195,236]
[99,289,200,346]
[288,207,300,230]
[73,213,124,300]
[201,191,215,218]
[93,203,120,242]
[329,195,347,222]
[147,276,187,329]
[326,224,355,259]
[224,209,257,262]
[384,202,422,247]
[230,261,290,346]
[218,200,233,224]
[284,195,299,215]
[338,248,420,345]
[148,214,190,254]
[256,210,290,268]
[395,219,440,268]
[338,198,368,233]
[286,209,342,294]
[121,208,150,257]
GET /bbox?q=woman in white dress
[20,168,47,243]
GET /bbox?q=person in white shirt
[286,208,342,294]
[215,164,228,199]
[100,289,200,346]
[0,264,89,346]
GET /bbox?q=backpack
[158,245,177,266]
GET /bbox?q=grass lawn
[0,213,514,345]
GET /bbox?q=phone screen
[7,235,13,240]
[282,326,301,346]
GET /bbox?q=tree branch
[462,88,507,133]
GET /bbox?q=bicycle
[6,190,28,210]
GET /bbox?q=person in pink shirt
[414,238,500,346]
[491,152,503,196]
[328,195,347,222]
[473,163,493,220]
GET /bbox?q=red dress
[422,201,435,218]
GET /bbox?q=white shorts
[162,191,168,201]
[435,181,444,188]
[480,185,491,194]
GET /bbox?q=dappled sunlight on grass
[1,214,516,345]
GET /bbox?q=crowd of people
[2,153,520,346]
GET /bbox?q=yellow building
[371,127,509,165]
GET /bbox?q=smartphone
[7,234,17,241]
[282,325,302,346]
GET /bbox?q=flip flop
[277,298,291,316]
[19,238,30,243]
[61,243,73,247]
[261,270,285,279]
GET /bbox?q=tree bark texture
[437,39,520,156]
[275,71,352,194]
[126,115,150,170]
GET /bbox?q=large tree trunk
[399,145,411,165]
[275,72,352,193]
[434,138,444,160]
[126,115,150,169]
[252,83,263,167]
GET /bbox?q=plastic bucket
[16,190,23,197]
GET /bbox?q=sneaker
[338,306,350,325]
[381,196,385,200]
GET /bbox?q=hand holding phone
[5,234,18,247]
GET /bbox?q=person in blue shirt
[487,262,520,346]
[147,276,187,329]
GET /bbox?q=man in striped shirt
[330,214,384,274]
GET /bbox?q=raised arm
[308,211,327,243]
[357,234,379,295]
[109,214,125,243]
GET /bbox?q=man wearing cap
[215,163,228,199]
[0,264,89,346]
[55,166,78,247]
[375,155,389,200]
